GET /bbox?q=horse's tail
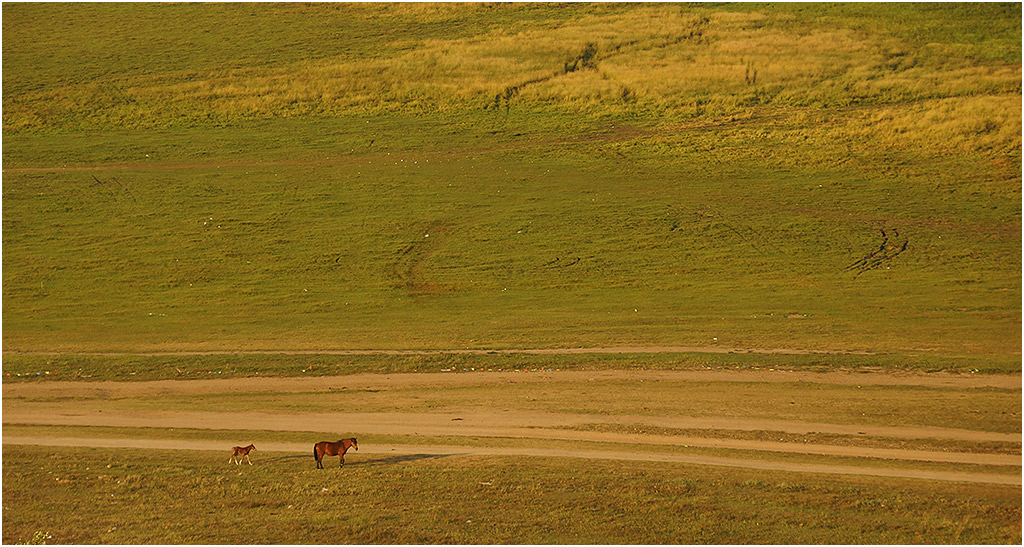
[312,444,318,460]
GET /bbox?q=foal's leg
[245,454,253,466]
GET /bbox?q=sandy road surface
[3,406,1020,466]
[5,369,1020,486]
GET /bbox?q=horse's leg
[246,454,253,466]
[339,454,345,468]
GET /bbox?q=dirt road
[3,435,1019,486]
[4,369,1020,486]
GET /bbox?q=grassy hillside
[3,3,1020,362]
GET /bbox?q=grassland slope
[3,3,1020,365]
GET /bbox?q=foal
[229,444,257,465]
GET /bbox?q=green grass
[2,445,1020,544]
[3,4,1020,363]
[2,115,1019,357]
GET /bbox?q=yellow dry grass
[5,4,1019,163]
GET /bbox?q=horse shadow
[256,452,459,466]
[351,452,461,466]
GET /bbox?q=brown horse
[313,438,358,469]
[230,444,256,465]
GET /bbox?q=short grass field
[2,3,1021,545]
[2,444,1020,545]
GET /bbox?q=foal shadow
[259,454,310,464]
